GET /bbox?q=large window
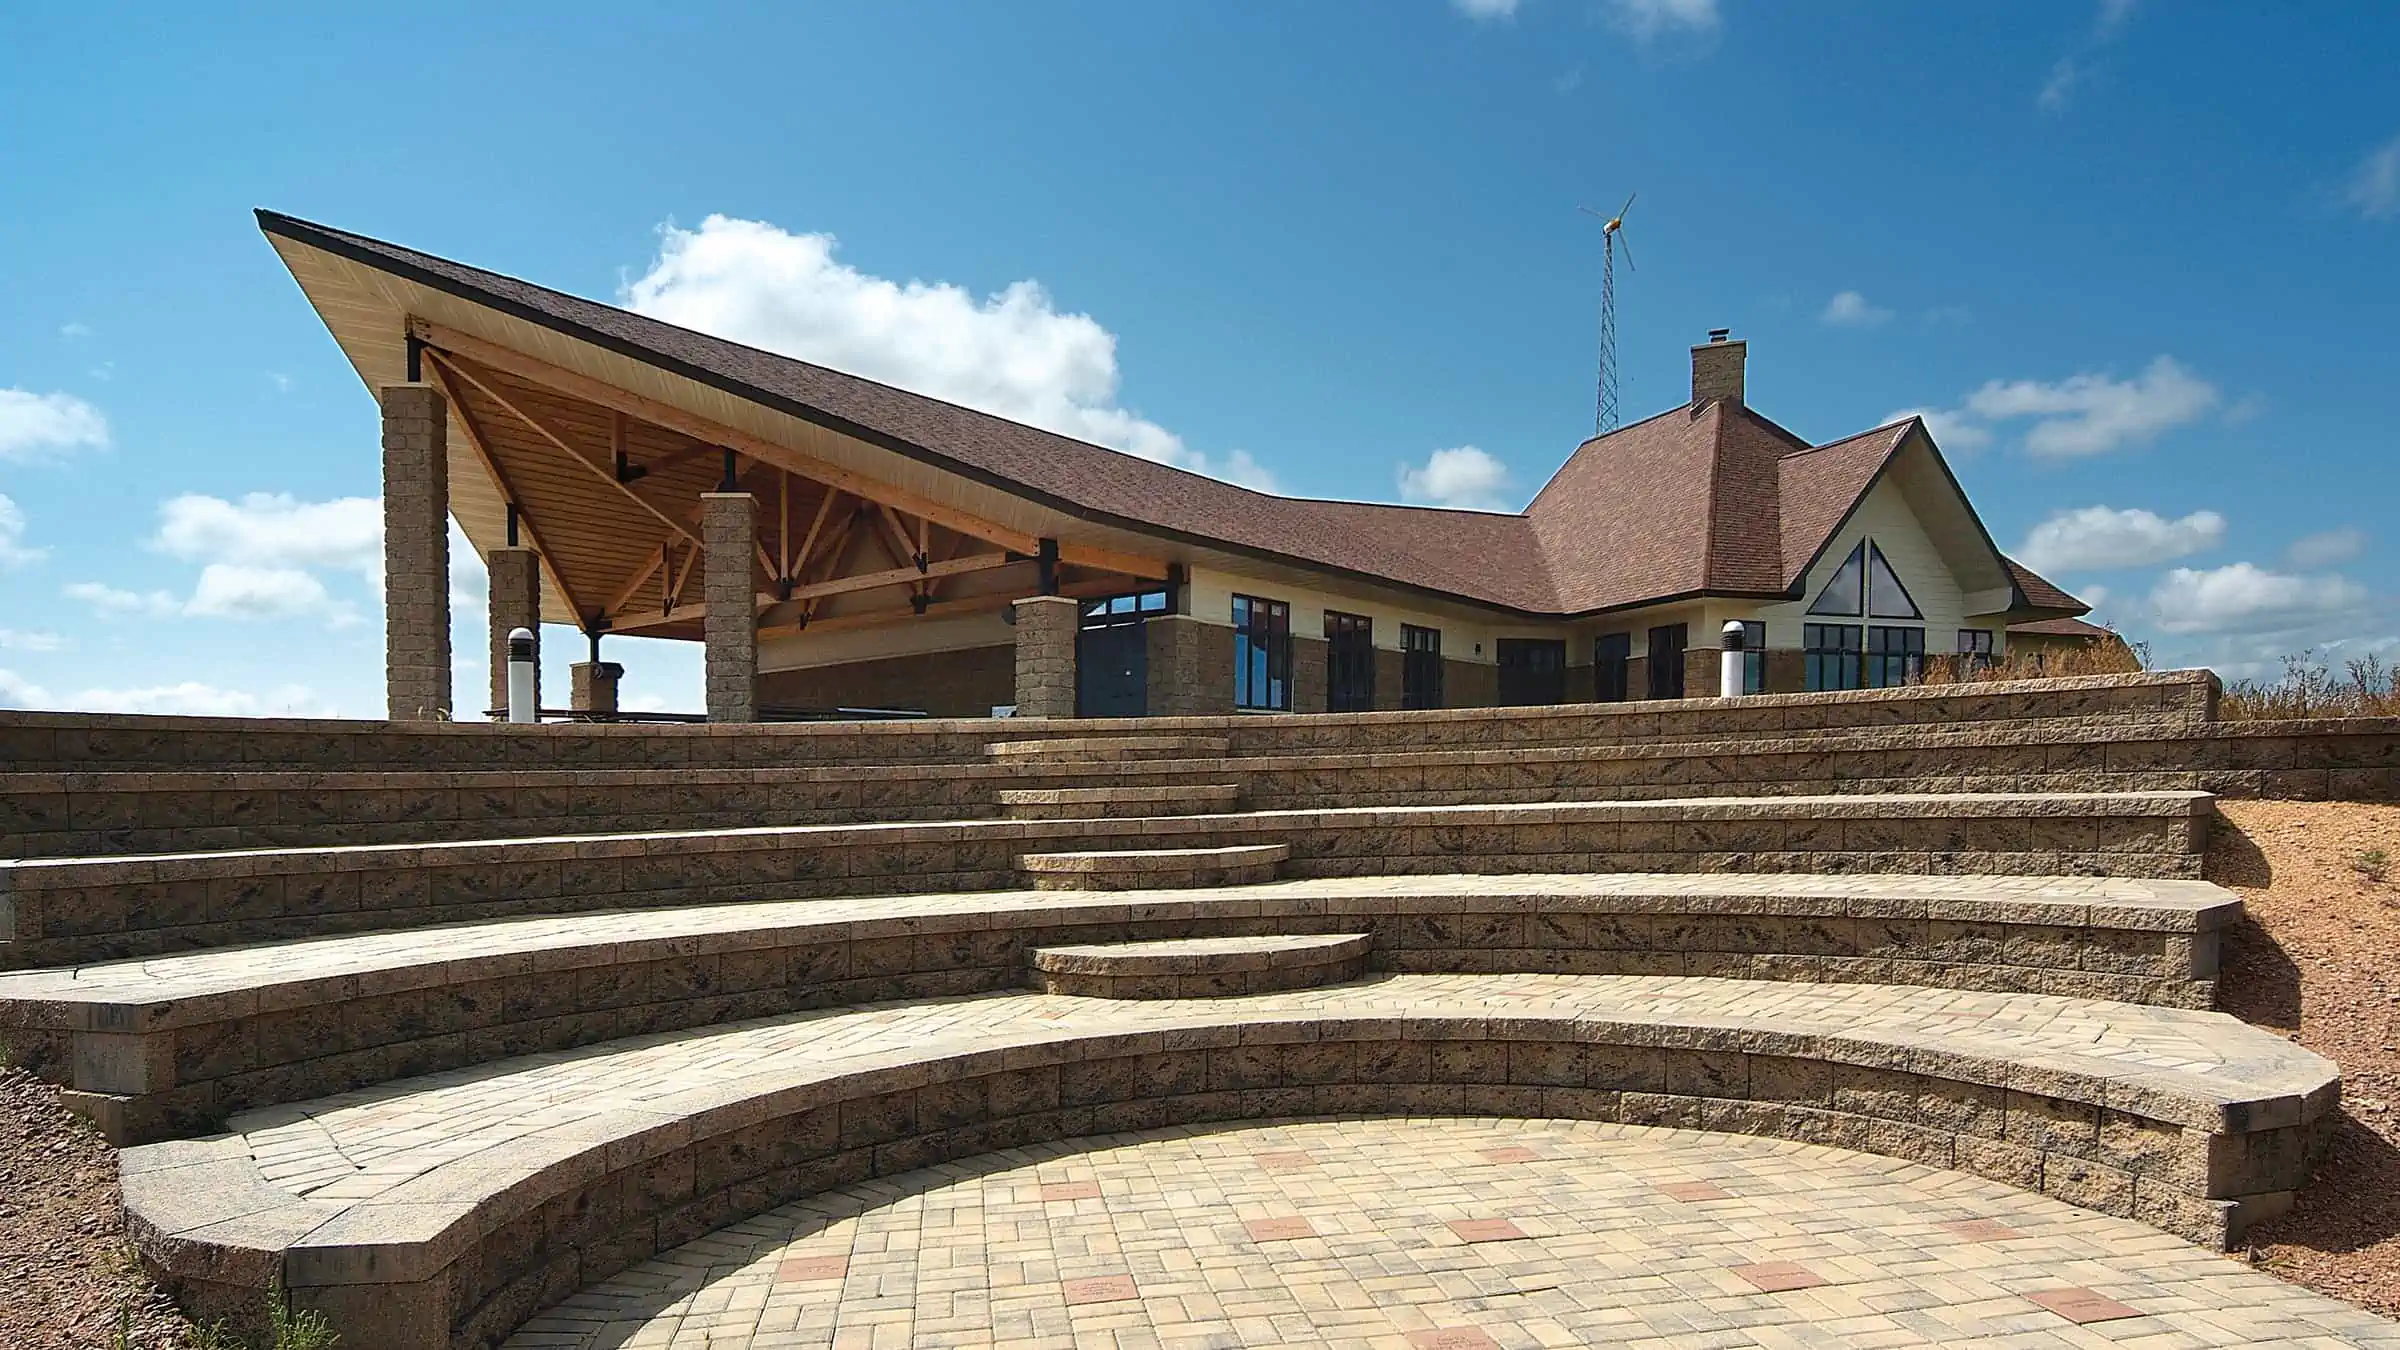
[1735,620,1766,694]
[1807,539,1922,620]
[1804,622,1862,691]
[1080,590,1169,627]
[1867,625,1925,688]
[1232,595,1291,711]
[1594,632,1631,702]
[1497,638,1567,706]
[1646,623,1688,700]
[1401,624,1443,709]
[1326,611,1375,712]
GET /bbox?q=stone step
[1031,933,1372,998]
[984,734,1231,761]
[1017,843,1289,890]
[0,715,2229,858]
[0,671,2214,772]
[0,791,2218,970]
[118,972,2337,1346]
[0,872,2240,1142]
[994,783,1242,820]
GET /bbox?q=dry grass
[2220,653,2400,721]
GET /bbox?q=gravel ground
[1,798,2393,1344]
[2215,798,2400,1317]
[0,1067,204,1349]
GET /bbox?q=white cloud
[1398,445,1513,510]
[184,564,360,626]
[2040,0,2138,112]
[2077,582,2113,613]
[0,669,52,708]
[1884,407,1993,453]
[2038,59,2085,113]
[2017,506,2227,573]
[1904,356,2217,459]
[2348,133,2400,221]
[0,629,67,652]
[1606,0,1719,39]
[1821,290,1893,327]
[0,389,109,461]
[2147,562,2371,636]
[68,682,335,717]
[64,581,180,617]
[2287,526,2367,568]
[268,371,294,393]
[1965,357,2218,457]
[0,493,43,567]
[60,322,93,340]
[152,492,384,585]
[623,215,1276,490]
[1451,0,1519,18]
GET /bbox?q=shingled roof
[258,211,2083,621]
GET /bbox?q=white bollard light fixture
[507,627,538,723]
[1719,620,1746,699]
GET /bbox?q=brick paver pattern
[501,1117,2400,1349]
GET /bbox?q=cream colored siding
[1753,468,1971,657]
[760,610,1012,672]
[1186,565,1505,667]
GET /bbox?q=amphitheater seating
[0,671,2357,1350]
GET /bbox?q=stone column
[701,493,759,723]
[1145,614,1223,717]
[486,546,542,718]
[571,661,623,715]
[380,383,450,721]
[1012,595,1078,717]
[1291,635,1329,714]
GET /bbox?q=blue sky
[1,0,2392,716]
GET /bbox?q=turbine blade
[1618,231,1636,272]
[1618,191,1637,219]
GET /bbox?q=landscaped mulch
[2215,798,2400,1317]
[0,1067,202,1349]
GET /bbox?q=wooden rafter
[424,360,591,625]
[414,321,1043,555]
[428,350,701,548]
[604,546,668,618]
[778,550,1012,606]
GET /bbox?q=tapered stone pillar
[380,383,450,721]
[486,546,541,718]
[1012,595,1078,718]
[702,493,759,723]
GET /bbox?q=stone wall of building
[1011,596,1078,717]
[379,384,450,722]
[1291,636,1329,714]
[759,646,1014,718]
[1146,616,1227,717]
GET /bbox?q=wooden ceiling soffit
[757,573,1125,641]
[1056,541,1171,581]
[425,350,702,549]
[413,320,1042,556]
[423,359,591,624]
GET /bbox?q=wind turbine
[1579,193,1637,436]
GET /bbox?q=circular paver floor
[508,1117,2400,1349]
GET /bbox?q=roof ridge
[1781,415,1919,459]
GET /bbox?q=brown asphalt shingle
[258,210,2083,621]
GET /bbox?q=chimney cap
[1707,328,1732,343]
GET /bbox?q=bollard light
[1719,620,1746,699]
[507,627,537,723]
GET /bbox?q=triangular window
[1807,542,1866,616]
[1866,542,1922,619]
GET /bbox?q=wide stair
[0,670,2345,1350]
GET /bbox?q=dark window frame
[1804,622,1863,691]
[1866,625,1926,688]
[1079,588,1170,629]
[1957,628,1996,672]
[1736,620,1766,695]
[1497,637,1568,706]
[1232,594,1292,711]
[1400,624,1443,709]
[1325,610,1375,713]
[1646,623,1688,700]
[1593,631,1632,702]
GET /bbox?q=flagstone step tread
[985,735,1232,760]
[117,972,2338,1347]
[994,784,1242,818]
[1018,844,1289,890]
[1029,933,1373,999]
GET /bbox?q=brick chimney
[1691,328,1745,407]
